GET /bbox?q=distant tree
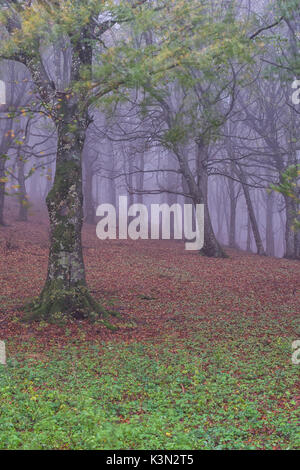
[271,164,300,245]
[0,60,32,224]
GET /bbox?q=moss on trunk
[22,96,117,326]
[23,280,118,329]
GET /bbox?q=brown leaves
[0,214,299,348]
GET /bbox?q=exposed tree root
[23,281,120,330]
[200,242,228,258]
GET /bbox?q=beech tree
[0,0,266,322]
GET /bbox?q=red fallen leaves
[0,213,299,348]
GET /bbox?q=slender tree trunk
[0,155,6,226]
[284,195,297,259]
[246,212,252,252]
[106,141,117,208]
[242,184,266,255]
[83,156,95,224]
[16,151,28,222]
[238,166,266,256]
[136,153,144,205]
[295,227,300,259]
[228,177,237,248]
[266,191,275,257]
[128,155,134,207]
[167,165,178,239]
[182,175,193,237]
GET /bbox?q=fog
[0,0,299,259]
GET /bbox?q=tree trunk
[215,183,225,242]
[43,159,53,201]
[178,143,227,257]
[238,167,266,256]
[196,144,227,258]
[107,142,117,208]
[83,155,95,224]
[266,190,275,257]
[228,177,237,248]
[295,227,300,259]
[284,195,297,259]
[5,23,115,325]
[246,212,252,252]
[167,165,178,239]
[136,152,145,205]
[25,97,111,324]
[127,155,135,207]
[16,151,28,222]
[0,155,6,226]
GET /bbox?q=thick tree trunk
[199,192,227,258]
[25,97,112,324]
[46,106,86,289]
[7,26,116,325]
[182,173,225,257]
[197,150,227,258]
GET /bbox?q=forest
[0,0,299,452]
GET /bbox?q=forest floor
[0,213,299,450]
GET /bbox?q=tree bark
[246,212,252,252]
[2,15,118,326]
[284,194,297,259]
[0,155,6,226]
[196,143,227,258]
[242,183,266,256]
[0,120,14,226]
[265,191,275,257]
[136,152,145,205]
[16,150,28,222]
[26,95,112,324]
[167,163,178,239]
[197,189,226,258]
[175,143,227,257]
[228,177,238,248]
[83,154,95,224]
[238,166,266,256]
